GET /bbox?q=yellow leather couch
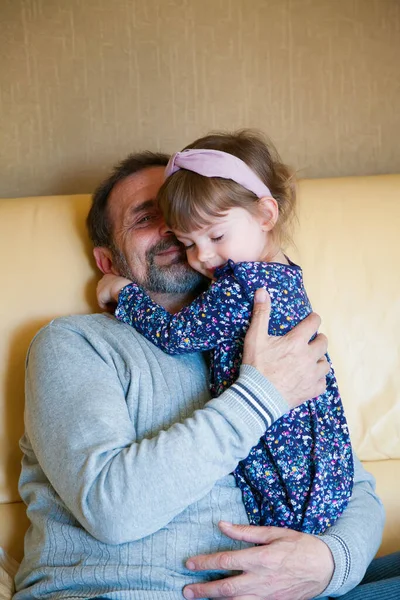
[1,175,399,565]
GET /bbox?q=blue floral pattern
[116,259,353,534]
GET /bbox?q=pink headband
[165,149,273,199]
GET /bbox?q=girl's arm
[114,261,278,355]
[115,272,252,354]
[97,274,132,310]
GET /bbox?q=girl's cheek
[187,255,199,271]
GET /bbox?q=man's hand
[96,274,132,310]
[183,522,334,600]
[243,289,329,408]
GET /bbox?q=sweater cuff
[315,532,351,597]
[222,364,289,436]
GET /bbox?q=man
[14,152,385,600]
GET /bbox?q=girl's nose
[196,245,214,263]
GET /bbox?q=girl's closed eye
[175,235,195,250]
[211,235,224,243]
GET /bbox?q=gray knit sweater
[14,314,384,599]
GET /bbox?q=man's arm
[24,292,328,546]
[318,454,385,597]
[24,320,284,545]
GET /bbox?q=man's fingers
[250,289,271,324]
[310,357,330,396]
[186,524,287,573]
[183,572,253,599]
[314,378,327,397]
[317,356,330,376]
[309,332,328,360]
[254,287,270,305]
[218,522,283,545]
[288,311,322,344]
[225,596,258,600]
[186,546,257,573]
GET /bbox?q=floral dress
[115,259,354,534]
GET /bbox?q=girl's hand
[97,274,132,310]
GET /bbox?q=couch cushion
[0,502,29,563]
[363,459,400,557]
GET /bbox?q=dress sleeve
[115,267,254,354]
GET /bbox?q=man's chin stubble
[111,246,206,295]
[145,259,205,294]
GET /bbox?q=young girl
[98,130,354,534]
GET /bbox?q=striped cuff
[316,532,351,597]
[223,364,289,435]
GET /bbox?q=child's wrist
[113,277,132,301]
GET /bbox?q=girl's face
[174,206,273,279]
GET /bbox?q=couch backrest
[292,175,399,462]
[2,176,400,507]
[1,195,95,504]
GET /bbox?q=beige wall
[1,0,399,198]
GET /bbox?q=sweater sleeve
[115,272,252,354]
[23,320,288,545]
[316,454,385,597]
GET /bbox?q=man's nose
[159,220,173,237]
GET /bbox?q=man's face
[106,167,204,295]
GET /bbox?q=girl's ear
[93,247,119,275]
[258,196,279,232]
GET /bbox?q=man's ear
[93,247,117,274]
[258,196,279,232]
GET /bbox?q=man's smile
[154,242,186,266]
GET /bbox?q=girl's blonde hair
[157,129,297,247]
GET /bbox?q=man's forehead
[109,166,165,215]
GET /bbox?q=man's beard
[111,239,206,294]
